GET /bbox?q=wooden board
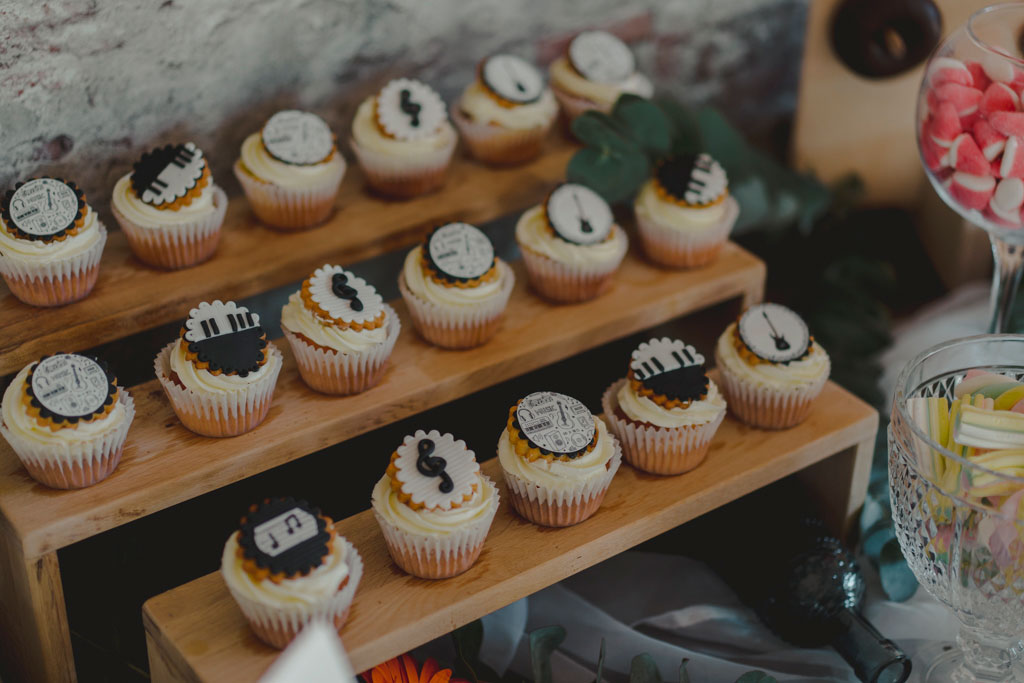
[142,380,878,682]
[0,244,764,559]
[0,138,576,378]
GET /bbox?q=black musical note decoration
[763,310,791,352]
[237,498,331,578]
[399,89,422,128]
[331,272,364,312]
[416,438,454,494]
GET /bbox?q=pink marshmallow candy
[950,172,996,210]
[974,119,1007,160]
[1001,136,1024,178]
[989,178,1024,225]
[928,83,983,117]
[980,82,1020,118]
[945,134,990,174]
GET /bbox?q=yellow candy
[995,384,1024,411]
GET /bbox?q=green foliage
[451,620,526,683]
[630,653,663,683]
[679,659,691,683]
[529,625,566,683]
[734,672,779,683]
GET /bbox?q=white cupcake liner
[450,106,553,165]
[373,475,500,578]
[0,222,107,307]
[154,341,284,437]
[499,435,622,510]
[398,261,515,349]
[518,228,628,303]
[715,350,830,429]
[635,196,739,268]
[113,185,227,269]
[233,160,346,231]
[225,535,363,645]
[600,379,725,475]
[349,133,456,198]
[281,304,401,395]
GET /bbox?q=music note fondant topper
[481,54,545,104]
[515,391,596,457]
[302,265,384,327]
[261,110,335,166]
[131,142,207,208]
[630,338,708,404]
[237,498,332,578]
[654,154,728,207]
[424,222,496,283]
[545,183,614,245]
[2,178,86,242]
[182,300,267,376]
[375,78,447,141]
[390,430,480,511]
[737,303,811,364]
[24,353,117,425]
[568,30,636,84]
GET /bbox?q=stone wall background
[0,0,806,217]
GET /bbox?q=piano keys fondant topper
[261,110,335,166]
[387,430,480,511]
[544,183,614,245]
[653,154,728,208]
[24,353,117,428]
[422,222,497,285]
[1,177,87,243]
[737,303,812,365]
[480,54,545,105]
[509,391,597,461]
[568,30,636,84]
[374,78,447,142]
[629,338,709,409]
[237,498,333,581]
[131,142,208,210]
[300,265,385,330]
[181,300,268,376]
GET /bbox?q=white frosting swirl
[548,56,653,107]
[351,96,457,159]
[401,245,505,307]
[458,81,558,130]
[634,179,727,232]
[220,529,350,608]
[168,337,281,394]
[371,472,497,535]
[617,378,725,428]
[0,205,102,262]
[111,174,217,228]
[715,322,831,390]
[497,418,615,492]
[238,133,345,189]
[515,204,626,265]
[280,292,387,353]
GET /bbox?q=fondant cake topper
[261,110,335,166]
[24,353,116,426]
[390,430,480,511]
[568,30,635,84]
[237,498,332,579]
[182,300,267,376]
[424,222,496,283]
[654,154,728,206]
[131,143,206,208]
[545,183,614,245]
[737,303,811,364]
[630,338,708,404]
[480,54,544,105]
[515,391,596,457]
[1,178,86,242]
[376,79,447,141]
[302,265,385,327]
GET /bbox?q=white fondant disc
[31,354,109,418]
[546,183,613,245]
[426,222,495,280]
[568,30,635,84]
[8,178,80,237]
[516,391,595,455]
[262,110,334,165]
[481,54,545,104]
[737,303,810,363]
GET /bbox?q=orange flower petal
[402,654,420,683]
[428,670,453,683]
[387,658,405,682]
[420,658,441,683]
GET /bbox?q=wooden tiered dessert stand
[0,135,877,683]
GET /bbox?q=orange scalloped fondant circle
[732,323,815,366]
[420,251,500,288]
[627,371,705,410]
[652,174,728,209]
[238,523,337,584]
[385,451,477,512]
[299,277,386,331]
[180,327,270,376]
[20,383,119,432]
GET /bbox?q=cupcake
[549,30,653,123]
[0,177,107,306]
[602,338,726,475]
[398,222,515,349]
[155,300,283,437]
[280,264,400,395]
[715,303,831,429]
[111,142,228,269]
[234,110,346,231]
[372,429,499,579]
[634,153,740,268]
[498,391,621,527]
[515,183,628,303]
[451,54,558,165]
[0,353,134,489]
[350,78,457,198]
[221,498,362,649]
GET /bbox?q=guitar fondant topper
[390,430,480,511]
[545,183,614,245]
[261,110,335,166]
[737,303,811,364]
[655,154,728,207]
[375,78,447,141]
[480,54,545,104]
[2,178,86,242]
[515,391,595,457]
[425,222,495,282]
[302,265,384,327]
[568,30,635,84]
[25,353,116,424]
[182,300,267,376]
[630,338,708,404]
[131,143,207,208]
[237,498,332,579]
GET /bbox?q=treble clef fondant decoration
[763,310,790,352]
[416,438,453,493]
[331,272,364,312]
[399,89,421,128]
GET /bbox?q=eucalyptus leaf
[880,537,919,602]
[629,653,663,683]
[611,94,671,156]
[451,620,504,683]
[567,145,650,205]
[652,97,701,157]
[695,107,754,181]
[679,659,691,683]
[529,625,566,683]
[734,672,779,683]
[571,111,634,152]
[593,638,606,683]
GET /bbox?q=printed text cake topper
[515,391,595,456]
[425,222,495,282]
[2,178,85,241]
[26,353,116,423]
[261,110,334,166]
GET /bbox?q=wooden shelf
[0,243,763,560]
[0,138,577,378]
[142,379,878,682]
